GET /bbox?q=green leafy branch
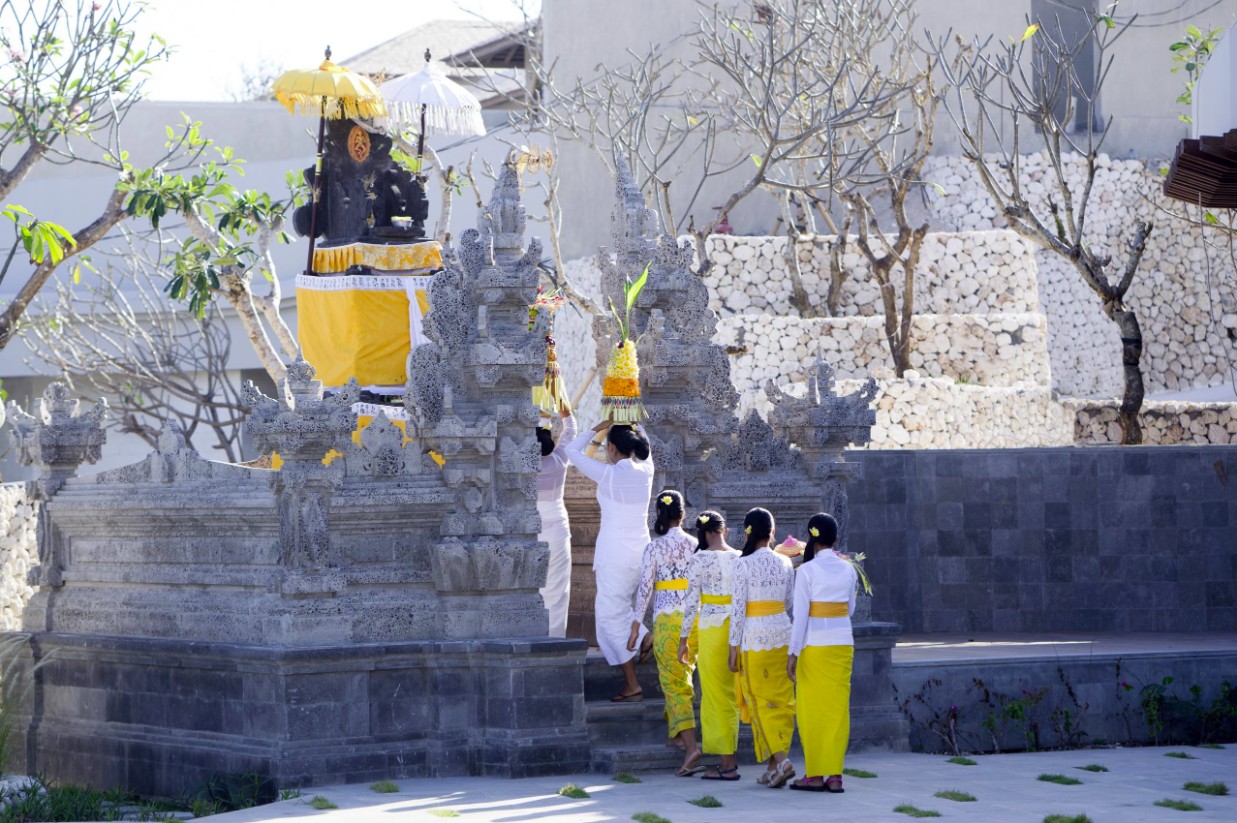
[1,204,75,288]
[1170,24,1223,124]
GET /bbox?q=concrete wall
[851,446,1237,633]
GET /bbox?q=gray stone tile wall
[850,446,1237,633]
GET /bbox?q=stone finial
[6,383,108,492]
[480,162,526,258]
[242,361,359,467]
[766,357,879,477]
[610,155,659,262]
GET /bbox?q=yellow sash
[655,578,689,590]
[701,593,732,606]
[745,600,785,617]
[808,601,849,618]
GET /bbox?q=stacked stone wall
[0,483,38,631]
[1068,399,1237,445]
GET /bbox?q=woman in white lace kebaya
[535,401,576,637]
[729,507,797,788]
[563,421,654,701]
[627,489,702,775]
[678,509,742,781]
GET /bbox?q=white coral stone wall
[0,484,39,631]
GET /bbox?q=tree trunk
[1112,308,1144,445]
[825,224,851,317]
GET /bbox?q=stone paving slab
[203,744,1235,823]
[894,633,1237,664]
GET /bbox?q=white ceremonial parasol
[380,49,487,163]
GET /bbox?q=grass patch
[844,767,878,778]
[309,795,337,810]
[369,780,399,793]
[1044,815,1094,823]
[1197,743,1225,750]
[934,789,976,802]
[688,795,723,808]
[279,788,303,800]
[1184,781,1228,796]
[1155,798,1203,811]
[946,756,976,766]
[1038,774,1082,786]
[894,804,942,818]
[427,810,461,819]
[632,814,672,823]
[613,772,642,784]
[1076,764,1109,773]
[557,784,590,799]
[1165,751,1196,759]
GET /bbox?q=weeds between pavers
[1165,751,1196,759]
[309,795,337,810]
[1155,798,1203,811]
[557,784,590,799]
[946,756,977,765]
[427,811,461,819]
[1183,781,1228,796]
[1038,774,1082,785]
[1043,815,1094,823]
[369,780,399,793]
[893,803,942,818]
[688,795,723,808]
[844,767,878,778]
[632,814,672,823]
[1076,764,1108,772]
[613,772,642,784]
[1197,743,1225,749]
[279,789,303,800]
[934,789,976,802]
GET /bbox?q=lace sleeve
[783,558,795,617]
[729,559,748,648]
[681,555,701,638]
[630,540,657,625]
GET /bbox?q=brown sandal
[610,688,643,702]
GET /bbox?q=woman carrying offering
[628,489,701,776]
[563,421,655,701]
[679,510,742,781]
[535,400,576,638]
[787,513,859,793]
[729,507,797,788]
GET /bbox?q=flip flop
[767,760,796,789]
[674,749,703,777]
[610,688,643,702]
[824,776,845,794]
[789,777,827,792]
[701,766,741,781]
[637,637,654,664]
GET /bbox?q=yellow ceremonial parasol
[272,47,387,274]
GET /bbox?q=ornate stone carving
[6,382,107,493]
[766,357,879,479]
[242,356,359,467]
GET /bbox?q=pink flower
[9,49,24,64]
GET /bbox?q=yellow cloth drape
[311,241,442,274]
[736,645,796,762]
[808,601,849,618]
[745,600,786,617]
[270,410,444,470]
[796,645,853,777]
[654,612,697,739]
[701,594,732,606]
[654,578,689,591]
[698,620,739,755]
[296,273,430,388]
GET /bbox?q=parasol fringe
[385,101,486,137]
[276,93,388,121]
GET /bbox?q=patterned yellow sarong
[654,612,697,738]
[796,645,853,776]
[737,646,795,762]
[698,621,738,754]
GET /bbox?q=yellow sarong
[654,612,697,738]
[737,645,795,762]
[698,620,739,755]
[796,645,853,777]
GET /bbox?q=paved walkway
[893,633,1237,664]
[207,744,1234,822]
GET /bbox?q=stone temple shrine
[5,135,897,793]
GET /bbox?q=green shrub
[844,767,878,778]
[558,784,589,799]
[1038,774,1082,785]
[934,789,976,802]
[688,795,723,807]
[893,804,942,818]
[369,780,399,793]
[1043,815,1093,823]
[1183,781,1228,796]
[309,795,337,810]
[613,772,641,784]
[1076,764,1108,772]
[946,756,976,766]
[632,814,672,823]
[1154,798,1203,811]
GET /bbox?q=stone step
[582,649,675,702]
[585,697,757,760]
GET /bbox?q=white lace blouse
[631,526,696,624]
[680,548,741,636]
[729,547,795,652]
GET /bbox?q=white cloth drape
[537,416,576,638]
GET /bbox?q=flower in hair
[744,525,752,535]
[698,515,711,525]
[660,495,673,505]
[809,526,820,538]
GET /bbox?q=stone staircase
[582,650,759,774]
